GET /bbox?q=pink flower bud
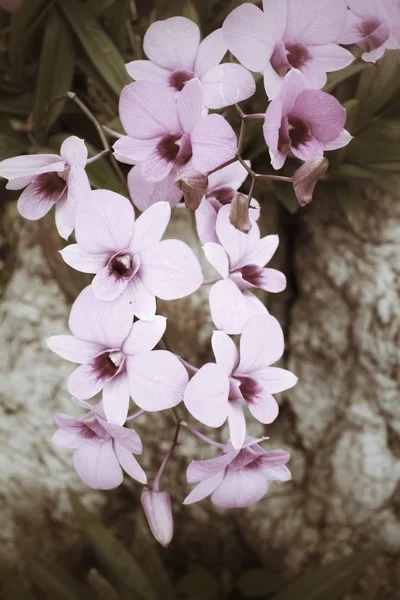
[141,490,173,547]
[292,157,329,207]
[175,170,208,211]
[229,192,252,233]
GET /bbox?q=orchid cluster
[1,0,399,548]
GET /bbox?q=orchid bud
[292,157,329,208]
[141,490,174,547]
[175,170,208,211]
[229,192,252,233]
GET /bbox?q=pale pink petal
[201,63,256,110]
[238,314,284,374]
[222,4,272,72]
[98,419,142,453]
[297,58,328,90]
[60,136,87,167]
[183,363,229,427]
[194,29,227,77]
[191,114,237,174]
[242,234,279,267]
[177,78,204,134]
[130,201,171,253]
[183,471,225,505]
[203,243,229,278]
[362,46,387,62]
[113,136,159,164]
[308,44,355,72]
[17,178,64,220]
[348,0,386,19]
[209,279,253,335]
[6,175,37,191]
[122,315,166,355]
[141,145,175,183]
[291,137,325,162]
[128,166,182,211]
[253,267,287,293]
[75,189,135,254]
[211,467,268,508]
[195,200,219,245]
[52,429,82,449]
[263,97,283,154]
[285,0,348,45]
[139,239,203,300]
[211,330,238,375]
[208,160,249,193]
[127,350,188,411]
[61,167,91,238]
[261,0,288,40]
[260,464,291,481]
[73,440,123,489]
[215,204,260,269]
[243,291,269,321]
[125,59,170,82]
[263,62,285,100]
[68,363,108,400]
[143,16,200,71]
[0,154,64,181]
[92,266,130,301]
[119,81,180,138]
[60,244,108,274]
[47,335,102,363]
[69,285,134,347]
[258,366,298,394]
[114,442,147,483]
[227,399,246,450]
[247,388,279,424]
[186,451,238,483]
[55,194,74,241]
[124,276,157,321]
[323,129,352,151]
[102,373,131,425]
[293,91,346,142]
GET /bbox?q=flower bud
[229,192,252,233]
[141,490,173,547]
[292,157,329,207]
[175,170,208,211]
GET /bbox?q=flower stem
[86,149,110,164]
[181,422,225,448]
[153,421,181,492]
[178,357,199,373]
[202,277,222,286]
[102,125,124,139]
[126,409,146,422]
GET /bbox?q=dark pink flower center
[168,69,195,91]
[240,264,264,287]
[234,375,263,404]
[157,132,193,166]
[110,252,135,278]
[278,114,311,153]
[358,18,390,52]
[271,41,311,77]
[93,350,125,380]
[33,172,66,203]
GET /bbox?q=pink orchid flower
[0,136,90,239]
[222,0,354,100]
[113,78,237,183]
[203,205,286,335]
[184,438,291,508]
[60,191,203,320]
[263,72,352,170]
[52,403,146,490]
[127,164,183,212]
[125,16,255,110]
[341,0,400,63]
[196,160,260,245]
[183,315,298,449]
[47,286,189,425]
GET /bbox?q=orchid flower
[113,78,237,184]
[184,315,297,450]
[52,402,146,489]
[184,437,291,507]
[47,286,189,425]
[203,205,285,335]
[126,16,255,109]
[0,136,90,239]
[61,191,203,319]
[222,0,354,99]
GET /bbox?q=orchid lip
[108,250,139,280]
[270,40,311,77]
[358,18,390,52]
[92,348,126,380]
[168,69,195,92]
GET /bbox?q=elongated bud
[141,490,173,547]
[292,157,328,207]
[175,170,208,211]
[229,192,252,233]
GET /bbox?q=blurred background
[0,1,399,599]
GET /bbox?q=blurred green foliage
[0,493,372,600]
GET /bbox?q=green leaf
[272,182,299,214]
[1,573,35,600]
[236,569,282,598]
[33,7,75,138]
[183,0,201,24]
[0,117,27,161]
[327,99,359,167]
[346,119,400,165]
[357,51,400,115]
[26,559,96,600]
[57,0,130,96]
[0,93,34,116]
[324,61,365,94]
[272,551,372,600]
[70,492,158,600]
[177,566,220,600]
[76,56,118,116]
[85,0,116,19]
[104,0,130,52]
[9,0,55,71]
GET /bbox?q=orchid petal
[211,467,268,508]
[194,29,227,77]
[183,470,225,504]
[201,63,256,110]
[238,314,284,373]
[215,204,259,269]
[203,243,229,279]
[60,244,108,274]
[285,0,348,45]
[113,136,159,164]
[183,363,229,427]
[124,276,157,321]
[227,399,246,450]
[122,316,166,355]
[125,59,170,82]
[128,165,182,211]
[114,442,147,483]
[130,201,171,253]
[211,330,238,375]
[143,16,200,71]
[195,201,219,245]
[191,114,237,174]
[177,78,204,134]
[47,335,102,363]
[209,279,253,335]
[60,136,87,167]
[73,440,123,489]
